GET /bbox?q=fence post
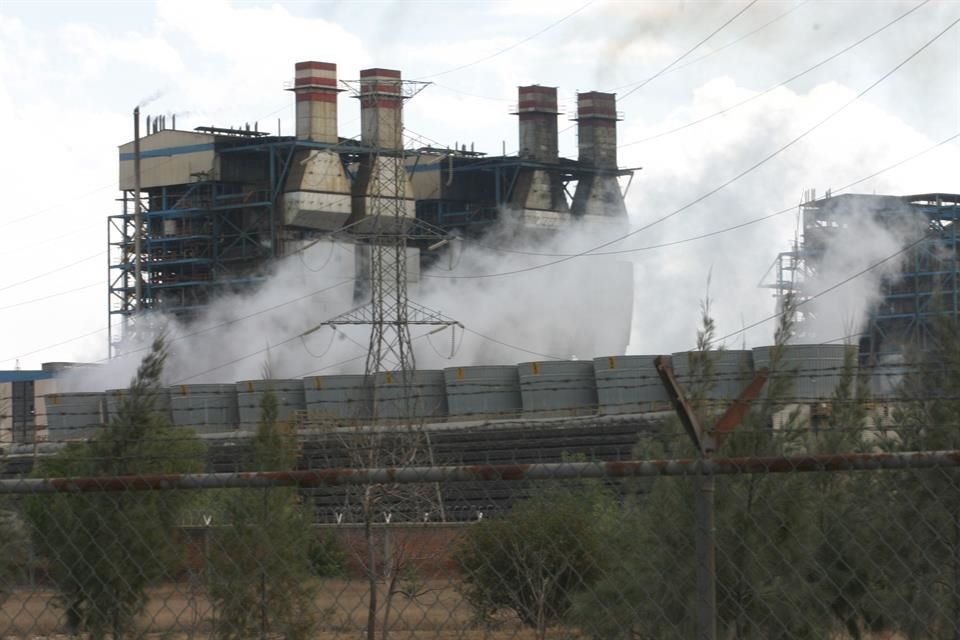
[695,462,717,640]
[655,355,768,640]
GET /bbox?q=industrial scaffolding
[768,192,960,361]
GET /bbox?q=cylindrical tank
[444,365,522,418]
[105,387,171,422]
[373,370,448,421]
[169,384,239,434]
[593,355,667,415]
[236,380,307,428]
[671,350,754,403]
[518,361,597,416]
[304,375,371,421]
[44,392,105,441]
[751,344,856,400]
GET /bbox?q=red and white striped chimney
[516,85,559,161]
[359,68,404,150]
[575,91,619,169]
[288,61,341,143]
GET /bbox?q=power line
[619,0,931,149]
[424,16,960,281]
[413,1,596,80]
[0,282,101,312]
[556,0,760,137]
[618,0,759,101]
[0,100,292,233]
[425,0,805,109]
[6,125,957,369]
[464,130,960,259]
[714,235,929,346]
[0,251,106,293]
[460,327,565,361]
[658,0,811,78]
[0,278,354,368]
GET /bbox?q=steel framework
[767,192,960,359]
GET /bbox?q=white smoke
[795,196,927,343]
[59,212,641,390]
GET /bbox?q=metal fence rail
[2,449,960,639]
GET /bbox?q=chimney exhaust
[287,61,342,142]
[571,91,627,218]
[515,85,559,161]
[359,68,404,150]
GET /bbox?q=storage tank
[519,361,597,416]
[671,350,754,403]
[105,387,171,421]
[593,355,668,415]
[236,380,307,428]
[444,366,522,418]
[304,375,371,421]
[373,370,447,421]
[44,392,106,441]
[751,344,855,400]
[169,384,239,434]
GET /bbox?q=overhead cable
[618,0,760,101]
[413,1,596,80]
[424,16,960,281]
[469,130,960,258]
[620,0,931,148]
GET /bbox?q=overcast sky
[0,0,958,372]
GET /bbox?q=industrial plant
[2,60,958,505]
[109,61,635,353]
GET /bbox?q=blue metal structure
[770,193,960,361]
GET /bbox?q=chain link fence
[2,438,959,639]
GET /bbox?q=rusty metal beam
[2,450,958,494]
[709,368,770,452]
[655,355,706,454]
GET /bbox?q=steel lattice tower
[310,70,457,400]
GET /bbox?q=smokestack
[571,91,627,218]
[359,68,403,150]
[288,61,341,142]
[515,85,559,161]
[576,91,618,169]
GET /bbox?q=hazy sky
[1,0,958,372]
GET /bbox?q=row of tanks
[40,344,860,442]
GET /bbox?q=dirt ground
[0,582,912,640]
[0,580,547,639]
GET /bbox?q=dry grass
[0,580,544,640]
[0,582,911,640]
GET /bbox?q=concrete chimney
[516,85,559,161]
[288,61,341,142]
[360,68,404,150]
[571,91,627,218]
[509,85,567,220]
[281,61,351,230]
[575,91,618,169]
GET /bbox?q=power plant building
[110,61,636,356]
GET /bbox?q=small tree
[25,336,205,639]
[874,308,960,638]
[574,295,833,639]
[455,483,611,640]
[207,389,319,640]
